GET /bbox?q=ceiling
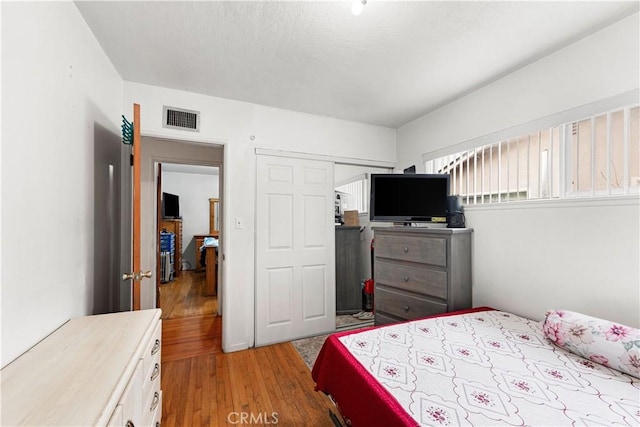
[75,1,638,128]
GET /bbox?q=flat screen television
[162,192,180,218]
[370,174,450,223]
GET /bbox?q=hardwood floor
[163,314,222,362]
[159,270,217,319]
[161,315,338,426]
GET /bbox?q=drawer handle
[403,246,409,253]
[126,421,135,427]
[150,391,160,412]
[403,305,410,312]
[151,363,160,381]
[403,275,409,282]
[151,339,160,356]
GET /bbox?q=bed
[312,307,640,426]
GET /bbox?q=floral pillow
[543,309,640,379]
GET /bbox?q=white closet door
[255,154,335,346]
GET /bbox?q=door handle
[122,271,153,281]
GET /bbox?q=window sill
[463,194,639,211]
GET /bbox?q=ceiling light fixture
[351,0,367,16]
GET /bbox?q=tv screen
[162,192,180,218]
[370,174,450,222]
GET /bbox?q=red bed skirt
[312,307,494,426]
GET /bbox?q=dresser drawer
[375,286,447,320]
[142,360,161,418]
[143,389,162,426]
[375,233,447,267]
[146,390,163,427]
[143,320,162,377]
[143,358,161,397]
[375,260,447,299]
[142,319,161,426]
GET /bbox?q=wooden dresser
[160,218,182,277]
[204,245,217,296]
[1,309,162,426]
[373,227,472,326]
[194,233,218,272]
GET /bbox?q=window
[425,104,639,204]
[335,174,368,214]
[569,108,640,195]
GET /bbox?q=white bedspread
[338,311,640,426]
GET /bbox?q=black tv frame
[369,173,450,223]
[162,192,180,219]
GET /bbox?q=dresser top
[1,309,161,426]
[373,226,473,235]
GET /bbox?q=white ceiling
[75,1,638,128]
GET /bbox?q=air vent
[163,106,200,132]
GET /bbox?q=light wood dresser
[373,227,472,326]
[1,309,162,426]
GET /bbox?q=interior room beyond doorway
[158,163,220,320]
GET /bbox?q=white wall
[396,14,640,327]
[162,170,220,269]
[467,198,639,327]
[126,82,397,352]
[1,3,123,366]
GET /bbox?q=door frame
[254,148,395,169]
[139,133,225,314]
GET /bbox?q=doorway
[157,163,220,320]
[139,136,224,319]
